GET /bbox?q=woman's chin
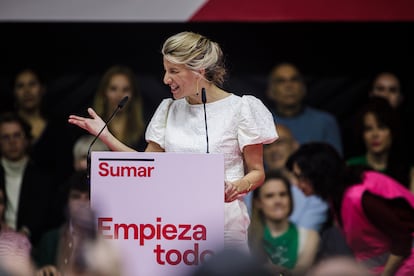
[171,93,182,100]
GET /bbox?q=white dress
[145,94,278,250]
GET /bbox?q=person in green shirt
[249,170,319,275]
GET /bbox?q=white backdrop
[0,0,206,21]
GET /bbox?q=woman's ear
[199,68,206,77]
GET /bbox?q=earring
[195,78,200,95]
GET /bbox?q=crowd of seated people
[0,65,412,275]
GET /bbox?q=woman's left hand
[224,181,240,202]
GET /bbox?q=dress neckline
[184,93,234,106]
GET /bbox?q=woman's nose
[163,74,171,85]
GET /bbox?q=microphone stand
[86,96,129,180]
[201,88,209,153]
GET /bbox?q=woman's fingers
[68,109,103,135]
[224,182,239,202]
[68,116,88,129]
[87,107,98,119]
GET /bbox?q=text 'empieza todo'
[98,217,214,265]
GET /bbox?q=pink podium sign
[90,152,225,276]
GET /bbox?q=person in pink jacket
[286,142,414,276]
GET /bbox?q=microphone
[201,88,209,153]
[86,96,129,179]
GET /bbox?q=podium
[90,151,225,276]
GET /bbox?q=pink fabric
[0,228,31,257]
[0,227,32,274]
[341,171,414,275]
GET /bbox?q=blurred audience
[2,66,413,276]
[342,72,414,169]
[245,123,329,232]
[35,170,122,276]
[55,135,109,226]
[265,124,328,232]
[266,62,343,156]
[0,112,57,247]
[286,142,414,276]
[35,170,92,274]
[249,170,320,276]
[92,65,146,151]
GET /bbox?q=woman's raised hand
[68,108,106,137]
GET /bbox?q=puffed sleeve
[145,98,174,149]
[238,95,278,151]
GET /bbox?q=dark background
[0,22,412,158]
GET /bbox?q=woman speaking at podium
[69,31,278,251]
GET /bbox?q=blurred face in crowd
[267,64,306,109]
[105,73,133,112]
[370,73,402,109]
[292,163,314,196]
[256,178,292,222]
[363,112,392,155]
[14,70,44,112]
[0,122,29,162]
[74,155,88,172]
[307,256,372,276]
[68,189,90,220]
[163,57,201,101]
[264,124,299,170]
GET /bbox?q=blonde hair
[92,65,145,147]
[73,135,109,161]
[161,31,226,86]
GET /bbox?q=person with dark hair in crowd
[347,96,413,191]
[342,71,414,181]
[92,65,147,151]
[286,142,414,276]
[266,62,343,156]
[0,112,56,247]
[368,72,414,192]
[69,31,278,251]
[13,68,48,144]
[369,71,404,109]
[249,170,319,275]
[12,68,78,184]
